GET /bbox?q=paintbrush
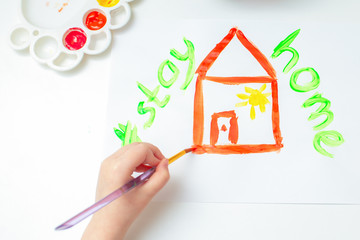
[55,147,194,231]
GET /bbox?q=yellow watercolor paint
[97,0,120,8]
[235,84,271,120]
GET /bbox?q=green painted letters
[303,93,334,131]
[137,82,170,108]
[290,67,320,92]
[313,130,344,158]
[114,121,141,146]
[170,38,195,90]
[137,101,156,129]
[272,29,301,73]
[158,59,180,88]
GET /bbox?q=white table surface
[1,0,359,239]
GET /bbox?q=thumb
[142,158,170,197]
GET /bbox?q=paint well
[21,0,88,29]
[10,27,30,48]
[53,52,78,68]
[63,27,87,51]
[33,35,58,60]
[97,0,119,8]
[85,10,107,30]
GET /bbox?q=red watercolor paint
[85,10,107,30]
[63,28,87,51]
[221,124,227,132]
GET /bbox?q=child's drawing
[235,84,272,120]
[272,29,344,158]
[193,28,283,154]
[114,27,345,158]
[114,121,141,146]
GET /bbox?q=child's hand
[82,142,170,240]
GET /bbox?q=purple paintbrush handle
[55,167,156,230]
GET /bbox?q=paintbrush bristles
[184,148,195,153]
[168,148,194,165]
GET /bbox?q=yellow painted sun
[235,84,271,120]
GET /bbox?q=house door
[210,110,239,145]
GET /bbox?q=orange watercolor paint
[85,10,107,30]
[210,111,238,145]
[58,2,68,12]
[205,76,274,85]
[193,27,283,154]
[192,144,282,155]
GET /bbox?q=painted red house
[192,28,283,154]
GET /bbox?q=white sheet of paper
[105,19,360,203]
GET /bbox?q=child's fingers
[142,158,170,197]
[142,142,165,161]
[134,164,153,172]
[109,142,164,161]
[120,143,163,175]
[109,142,141,159]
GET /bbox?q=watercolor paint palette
[9,0,134,71]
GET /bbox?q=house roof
[196,27,277,80]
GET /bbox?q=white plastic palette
[9,0,134,71]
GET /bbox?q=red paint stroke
[271,80,283,145]
[85,10,107,30]
[193,27,283,155]
[205,76,274,85]
[196,28,237,77]
[221,124,227,132]
[63,28,87,51]
[192,144,283,155]
[193,76,204,145]
[235,30,276,79]
[196,28,276,79]
[210,116,219,145]
[210,111,238,145]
